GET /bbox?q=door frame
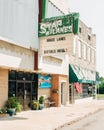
[60,82,66,105]
[16,81,32,110]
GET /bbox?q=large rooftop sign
[39,13,79,37]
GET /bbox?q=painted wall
[38,88,51,100]
[0,40,34,70]
[39,34,73,75]
[39,56,69,75]
[0,0,39,49]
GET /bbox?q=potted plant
[31,100,39,110]
[39,96,44,110]
[5,97,22,116]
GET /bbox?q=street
[59,110,104,130]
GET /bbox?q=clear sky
[68,0,104,77]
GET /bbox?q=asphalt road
[59,110,104,130]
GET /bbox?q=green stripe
[42,0,48,19]
[72,13,79,34]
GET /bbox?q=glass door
[17,81,32,110]
[24,82,32,110]
[17,82,24,108]
[61,82,66,105]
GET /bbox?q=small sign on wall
[38,74,52,88]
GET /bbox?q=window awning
[69,64,96,84]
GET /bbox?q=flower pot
[39,104,44,110]
[7,108,16,116]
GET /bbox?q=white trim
[0,36,38,51]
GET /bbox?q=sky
[68,0,104,77]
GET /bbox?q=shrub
[0,108,7,114]
[39,96,44,104]
[5,97,22,112]
[15,102,23,112]
[32,100,39,110]
[5,97,18,109]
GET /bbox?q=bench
[44,97,56,107]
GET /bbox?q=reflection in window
[17,71,24,80]
[8,81,16,97]
[9,71,16,80]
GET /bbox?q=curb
[55,108,103,130]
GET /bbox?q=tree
[96,72,104,94]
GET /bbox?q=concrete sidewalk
[0,100,104,130]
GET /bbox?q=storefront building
[38,0,96,106]
[38,12,80,106]
[0,0,39,109]
[68,20,96,103]
[38,0,70,107]
[0,38,39,109]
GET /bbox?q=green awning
[69,64,96,84]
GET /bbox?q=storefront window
[8,81,16,97]
[8,71,38,102]
[17,71,24,80]
[9,71,16,80]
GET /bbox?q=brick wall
[51,74,59,106]
[51,74,68,107]
[0,69,8,108]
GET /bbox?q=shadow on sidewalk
[0,116,28,121]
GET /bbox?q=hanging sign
[39,13,79,37]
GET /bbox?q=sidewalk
[0,100,104,130]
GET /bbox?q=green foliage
[15,102,23,112]
[97,77,104,94]
[0,108,7,114]
[5,97,22,112]
[39,96,44,104]
[96,73,104,94]
[32,100,39,110]
[31,96,44,110]
[5,97,17,108]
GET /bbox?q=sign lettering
[39,13,79,37]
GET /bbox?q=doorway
[8,71,38,110]
[61,82,66,105]
[17,81,32,110]
[69,84,74,104]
